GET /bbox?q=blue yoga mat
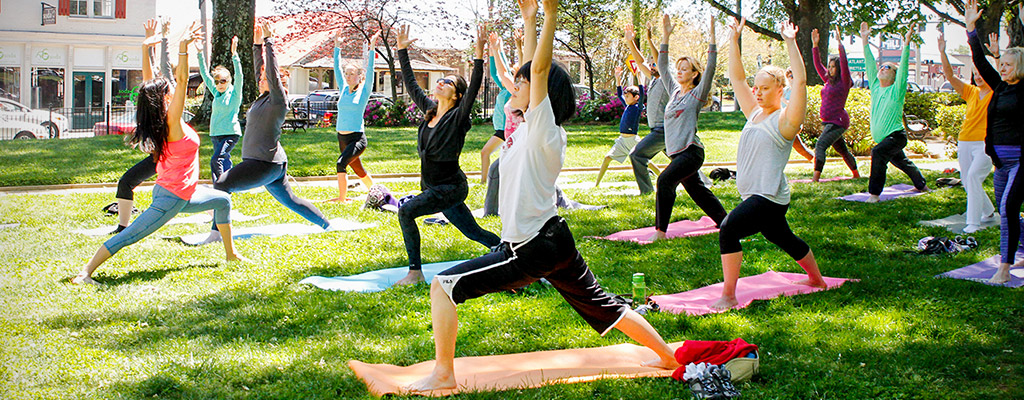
[173,218,376,246]
[299,260,468,292]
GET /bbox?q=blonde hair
[211,66,230,82]
[756,65,787,88]
[1003,47,1024,83]
[676,56,703,86]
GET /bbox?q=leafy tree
[557,0,616,98]
[193,0,256,126]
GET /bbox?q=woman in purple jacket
[810,26,859,182]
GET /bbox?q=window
[69,0,87,16]
[0,67,20,103]
[31,67,64,109]
[111,69,142,106]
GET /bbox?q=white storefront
[0,1,155,131]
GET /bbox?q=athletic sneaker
[963,224,981,234]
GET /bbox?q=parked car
[702,95,722,112]
[907,81,922,93]
[0,98,69,138]
[92,110,194,137]
[920,85,937,93]
[0,115,52,140]
[938,81,954,93]
[291,90,395,122]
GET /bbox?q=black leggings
[719,194,810,259]
[337,132,368,176]
[814,123,858,173]
[398,176,500,270]
[116,155,157,201]
[655,145,727,231]
[435,216,627,334]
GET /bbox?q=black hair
[131,78,171,161]
[425,75,468,121]
[515,61,577,126]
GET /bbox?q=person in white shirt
[402,0,680,392]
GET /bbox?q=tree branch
[701,0,782,41]
[920,0,965,28]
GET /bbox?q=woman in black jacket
[393,24,500,285]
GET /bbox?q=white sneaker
[963,224,982,234]
[982,213,999,223]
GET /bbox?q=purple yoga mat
[937,252,1024,288]
[589,216,718,245]
[838,184,929,202]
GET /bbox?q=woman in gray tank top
[710,18,826,311]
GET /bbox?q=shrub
[904,92,964,127]
[905,139,930,156]
[364,98,422,127]
[572,91,622,123]
[934,103,967,146]
[800,86,873,156]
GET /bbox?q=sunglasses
[437,78,456,87]
[880,65,894,70]
[215,79,229,84]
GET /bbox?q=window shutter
[115,0,126,19]
[59,0,69,16]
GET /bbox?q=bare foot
[912,186,931,193]
[321,197,353,203]
[226,253,251,263]
[865,195,880,203]
[394,270,425,286]
[404,368,456,393]
[851,170,861,178]
[642,356,681,370]
[794,277,827,288]
[70,274,101,286]
[989,265,1012,284]
[710,295,738,310]
[646,230,667,243]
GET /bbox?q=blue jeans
[213,159,329,230]
[104,184,232,254]
[210,135,240,182]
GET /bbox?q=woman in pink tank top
[72,24,247,286]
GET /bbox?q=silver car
[0,98,68,138]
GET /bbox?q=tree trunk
[1009,7,1024,48]
[787,0,830,87]
[194,0,256,126]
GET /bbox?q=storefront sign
[110,48,142,69]
[32,46,65,66]
[42,3,57,26]
[74,47,104,68]
[0,44,23,66]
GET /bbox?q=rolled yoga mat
[171,218,376,246]
[348,341,684,397]
[299,260,467,292]
[918,213,999,233]
[590,216,718,244]
[837,184,936,202]
[936,251,1024,288]
[650,271,856,316]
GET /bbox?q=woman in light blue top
[197,35,244,182]
[326,31,379,203]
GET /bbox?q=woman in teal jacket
[197,36,244,181]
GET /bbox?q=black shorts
[435,216,628,335]
[493,129,505,140]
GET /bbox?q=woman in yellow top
[938,28,996,233]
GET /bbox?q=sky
[156,0,989,61]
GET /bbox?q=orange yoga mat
[348,341,684,397]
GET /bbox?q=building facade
[0,0,155,129]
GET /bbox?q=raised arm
[694,15,717,103]
[966,0,1001,89]
[333,30,345,91]
[779,22,805,140]
[624,24,652,79]
[894,21,914,92]
[252,23,265,87]
[811,29,828,83]
[260,20,286,103]
[615,66,626,104]
[359,33,379,99]
[860,22,878,85]
[646,24,659,66]
[396,25,433,112]
[728,17,756,118]
[937,29,966,95]
[169,23,201,141]
[487,33,510,91]
[519,0,538,63]
[530,0,556,109]
[159,19,174,82]
[228,37,244,108]
[457,25,487,122]
[837,26,851,88]
[197,46,217,95]
[658,13,677,95]
[142,19,158,81]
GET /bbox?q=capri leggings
[105,184,231,255]
[116,155,158,201]
[336,132,369,176]
[655,145,727,231]
[719,194,810,259]
[435,216,628,335]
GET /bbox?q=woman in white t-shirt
[402,0,680,392]
[710,18,826,310]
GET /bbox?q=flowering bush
[572,91,622,123]
[364,98,423,127]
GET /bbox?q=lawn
[0,158,1022,398]
[0,113,749,187]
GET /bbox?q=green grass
[0,113,750,187]
[0,161,1022,399]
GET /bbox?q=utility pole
[199,0,210,63]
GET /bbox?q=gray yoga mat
[919,213,999,233]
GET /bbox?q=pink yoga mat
[789,176,853,183]
[590,216,718,244]
[650,271,855,316]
